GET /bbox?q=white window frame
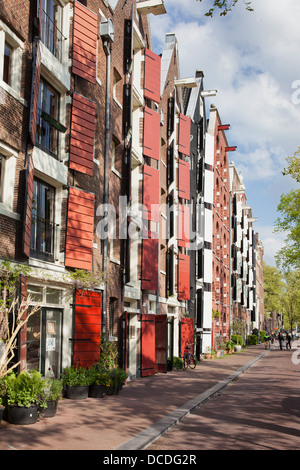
[0,20,25,106]
[0,141,19,220]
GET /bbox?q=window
[3,41,12,86]
[112,136,123,177]
[40,0,64,62]
[0,143,17,216]
[36,78,60,157]
[113,68,123,106]
[0,20,24,101]
[0,155,3,202]
[30,178,56,261]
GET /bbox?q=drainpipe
[102,38,112,336]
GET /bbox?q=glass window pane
[46,287,61,304]
[3,42,12,86]
[27,284,43,302]
[26,309,41,372]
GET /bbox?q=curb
[117,350,268,450]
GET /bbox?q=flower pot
[0,405,5,423]
[65,385,89,399]
[106,383,120,395]
[89,384,106,398]
[204,353,211,359]
[234,345,242,352]
[8,404,38,425]
[40,400,58,418]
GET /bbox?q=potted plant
[226,340,235,354]
[4,370,45,425]
[106,367,127,395]
[204,346,212,359]
[88,365,111,398]
[62,365,92,399]
[39,378,63,417]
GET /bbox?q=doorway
[26,307,63,378]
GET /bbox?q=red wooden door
[180,318,194,358]
[155,314,167,373]
[141,314,155,377]
[73,290,101,369]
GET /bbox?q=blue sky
[149,0,300,266]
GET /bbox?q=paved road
[147,342,300,451]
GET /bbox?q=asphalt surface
[0,341,299,451]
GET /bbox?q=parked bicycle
[183,343,196,369]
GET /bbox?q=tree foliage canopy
[263,262,283,315]
[275,150,300,270]
[197,0,253,17]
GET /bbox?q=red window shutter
[155,314,167,373]
[178,204,190,248]
[141,314,156,377]
[178,254,190,301]
[69,93,96,176]
[143,106,160,160]
[178,113,191,156]
[144,48,161,103]
[29,38,41,144]
[143,165,159,223]
[23,154,34,257]
[180,318,194,357]
[142,236,158,291]
[73,289,101,369]
[65,187,95,271]
[72,1,97,84]
[178,159,190,200]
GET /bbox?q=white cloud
[255,225,286,267]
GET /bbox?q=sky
[149,0,300,267]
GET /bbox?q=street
[147,341,300,450]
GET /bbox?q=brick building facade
[0,0,264,381]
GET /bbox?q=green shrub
[62,366,92,386]
[173,356,184,369]
[231,334,243,346]
[259,330,266,343]
[4,370,45,407]
[248,334,258,345]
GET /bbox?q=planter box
[8,404,38,425]
[65,385,89,399]
[40,400,58,418]
[89,384,106,398]
[0,405,4,423]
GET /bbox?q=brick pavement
[1,342,298,451]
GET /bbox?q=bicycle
[183,343,196,369]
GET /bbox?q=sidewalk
[0,343,295,451]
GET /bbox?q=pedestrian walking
[264,332,271,350]
[278,332,284,350]
[286,333,292,350]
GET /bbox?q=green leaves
[275,150,300,271]
[196,0,253,17]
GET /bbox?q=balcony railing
[41,9,66,63]
[30,215,58,262]
[36,108,66,159]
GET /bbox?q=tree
[275,151,300,270]
[0,259,41,378]
[281,270,300,333]
[197,0,253,17]
[263,262,283,316]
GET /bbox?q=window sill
[0,81,27,107]
[0,203,20,220]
